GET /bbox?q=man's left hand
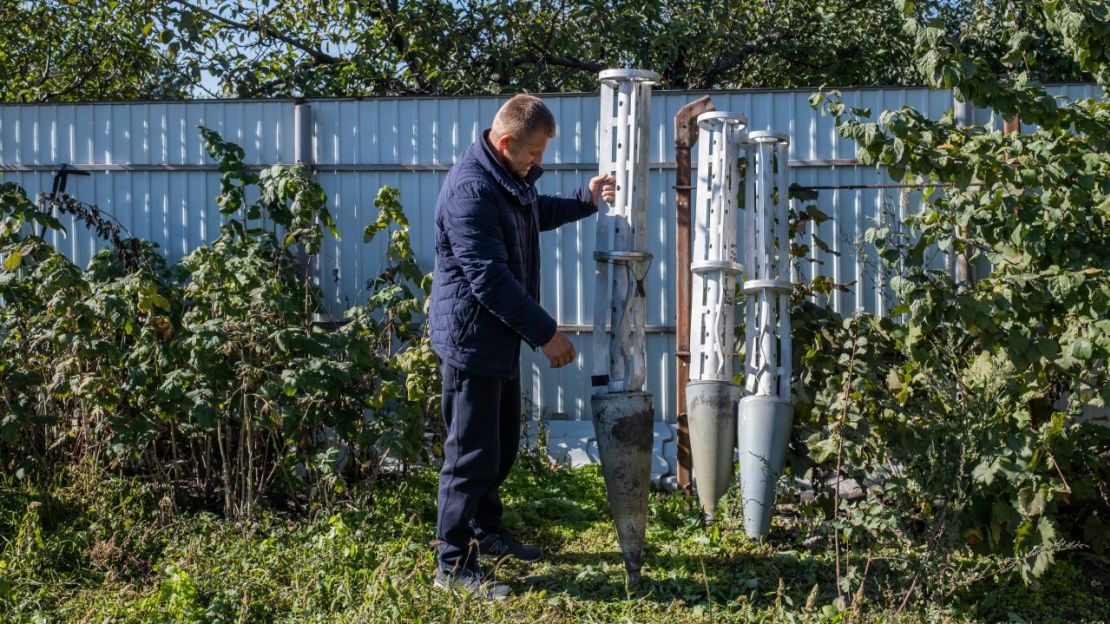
[589,174,617,206]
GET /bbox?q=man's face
[499,131,550,178]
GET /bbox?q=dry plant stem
[303,255,312,321]
[236,381,246,515]
[243,388,255,516]
[217,422,233,517]
[899,507,947,612]
[368,447,392,492]
[202,435,212,489]
[148,437,171,488]
[261,429,282,497]
[188,432,201,488]
[1050,454,1072,494]
[237,589,250,624]
[701,558,716,623]
[169,425,181,484]
[897,574,918,612]
[833,335,860,602]
[850,552,873,623]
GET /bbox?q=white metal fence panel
[1,84,1102,422]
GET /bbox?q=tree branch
[168,0,342,66]
[510,52,604,73]
[695,30,786,89]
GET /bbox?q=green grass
[1,455,1106,623]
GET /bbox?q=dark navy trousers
[436,362,521,572]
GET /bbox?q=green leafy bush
[0,128,439,518]
[788,0,1110,600]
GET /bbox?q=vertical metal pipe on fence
[591,68,658,585]
[737,131,794,539]
[953,98,972,286]
[686,111,745,522]
[292,102,321,319]
[294,102,313,165]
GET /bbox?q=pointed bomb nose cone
[686,381,740,523]
[590,391,654,585]
[737,395,794,539]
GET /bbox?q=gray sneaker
[477,531,542,563]
[434,568,512,600]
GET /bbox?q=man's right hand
[541,330,576,368]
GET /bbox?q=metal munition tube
[592,68,659,583]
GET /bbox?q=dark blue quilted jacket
[429,131,597,378]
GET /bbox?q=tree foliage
[0,1,192,102]
[0,0,1092,101]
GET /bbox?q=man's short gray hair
[492,94,556,139]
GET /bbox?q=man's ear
[495,133,513,151]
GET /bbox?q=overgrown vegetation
[784,0,1110,603]
[1,457,1106,622]
[0,127,439,519]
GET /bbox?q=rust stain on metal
[590,391,653,584]
[673,95,714,493]
[611,409,654,454]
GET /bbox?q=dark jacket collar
[473,130,544,202]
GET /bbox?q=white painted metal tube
[692,121,712,380]
[775,141,790,281]
[742,131,792,399]
[757,138,776,395]
[735,130,794,539]
[628,80,652,391]
[692,119,717,371]
[592,81,615,386]
[593,69,658,394]
[742,141,757,393]
[633,80,652,251]
[609,82,633,391]
[775,140,793,398]
[689,111,746,383]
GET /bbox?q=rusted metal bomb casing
[686,111,746,522]
[590,391,654,585]
[737,395,793,538]
[592,68,659,585]
[686,380,739,523]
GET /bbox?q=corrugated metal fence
[1,84,1102,423]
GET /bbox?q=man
[429,94,616,599]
